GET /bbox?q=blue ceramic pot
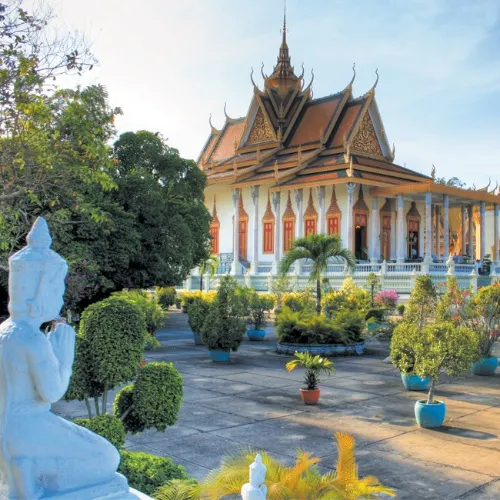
[192,332,204,345]
[209,349,230,362]
[472,357,498,376]
[401,373,431,391]
[247,329,266,341]
[367,322,380,333]
[355,343,365,355]
[414,400,446,428]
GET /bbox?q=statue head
[8,217,68,324]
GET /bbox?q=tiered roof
[198,15,433,193]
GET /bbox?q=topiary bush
[118,450,188,496]
[247,292,275,330]
[157,286,177,309]
[187,297,212,335]
[112,289,167,334]
[74,414,126,449]
[114,362,183,434]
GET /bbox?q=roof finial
[209,113,218,134]
[250,67,260,92]
[371,68,379,92]
[261,62,267,80]
[349,62,356,87]
[224,102,232,121]
[282,0,287,46]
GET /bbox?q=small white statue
[241,453,267,500]
[0,218,136,499]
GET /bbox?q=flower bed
[276,342,365,356]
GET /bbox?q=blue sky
[41,0,500,187]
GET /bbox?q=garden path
[54,310,500,500]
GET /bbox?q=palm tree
[280,234,356,313]
[198,255,219,291]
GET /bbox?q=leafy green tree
[403,275,437,329]
[279,234,355,313]
[112,131,212,288]
[198,255,219,291]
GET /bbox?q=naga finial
[209,113,218,133]
[304,69,314,93]
[298,62,305,81]
[224,102,232,121]
[260,62,267,80]
[250,67,260,92]
[391,142,396,161]
[349,62,356,87]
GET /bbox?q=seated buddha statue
[0,218,136,499]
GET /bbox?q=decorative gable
[248,107,275,144]
[351,112,383,157]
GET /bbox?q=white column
[480,201,486,262]
[250,186,259,275]
[370,197,380,262]
[468,205,474,261]
[461,205,467,257]
[271,191,281,274]
[495,204,500,265]
[230,188,241,275]
[390,203,396,260]
[425,192,432,263]
[396,194,405,263]
[294,188,304,275]
[435,205,441,261]
[443,195,449,260]
[346,183,355,253]
[317,186,326,235]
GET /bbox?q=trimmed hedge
[114,384,144,434]
[74,414,126,449]
[118,450,188,496]
[157,286,177,308]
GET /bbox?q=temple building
[190,15,500,291]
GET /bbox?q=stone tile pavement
[53,310,500,500]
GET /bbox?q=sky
[28,0,500,187]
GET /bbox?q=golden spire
[212,195,220,225]
[263,191,275,221]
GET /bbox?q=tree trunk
[84,396,92,419]
[427,379,436,404]
[316,278,322,314]
[102,382,108,415]
[120,404,134,422]
[200,274,203,291]
[94,397,100,416]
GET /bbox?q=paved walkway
[54,310,500,500]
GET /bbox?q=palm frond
[334,432,357,483]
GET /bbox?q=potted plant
[285,352,335,405]
[390,275,437,391]
[247,293,274,341]
[365,308,385,333]
[200,276,246,362]
[187,297,211,345]
[412,322,479,428]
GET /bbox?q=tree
[198,255,219,291]
[279,234,355,313]
[112,131,212,288]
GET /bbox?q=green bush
[187,297,212,334]
[335,309,365,343]
[157,286,177,308]
[390,321,422,374]
[118,450,188,496]
[365,308,385,322]
[114,362,183,433]
[201,276,246,351]
[283,290,316,313]
[247,292,274,330]
[69,297,146,400]
[144,332,161,351]
[112,289,167,334]
[74,414,126,449]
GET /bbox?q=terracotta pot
[300,388,320,405]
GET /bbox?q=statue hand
[49,323,76,368]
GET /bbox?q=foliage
[157,432,395,499]
[280,234,356,313]
[390,322,424,374]
[414,322,480,404]
[275,307,362,345]
[403,275,437,329]
[112,289,167,334]
[65,297,146,415]
[154,479,200,500]
[187,297,213,335]
[198,254,219,291]
[286,352,335,390]
[365,308,385,323]
[247,292,274,330]
[74,414,126,449]
[118,451,188,496]
[366,272,381,307]
[374,290,399,309]
[179,290,216,313]
[473,283,500,356]
[144,332,161,351]
[322,281,370,317]
[112,131,212,288]
[397,304,405,316]
[270,273,292,308]
[157,286,177,308]
[114,362,183,434]
[200,276,246,351]
[282,289,316,314]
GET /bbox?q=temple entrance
[239,219,248,260]
[380,214,391,261]
[354,213,368,260]
[408,220,419,259]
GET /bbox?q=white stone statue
[241,453,267,500]
[0,218,137,499]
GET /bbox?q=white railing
[386,263,422,273]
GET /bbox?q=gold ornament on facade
[282,191,296,220]
[248,107,274,144]
[351,112,383,157]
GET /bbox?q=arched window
[326,186,341,236]
[262,192,275,254]
[353,185,369,260]
[304,188,318,237]
[210,196,220,255]
[282,191,296,252]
